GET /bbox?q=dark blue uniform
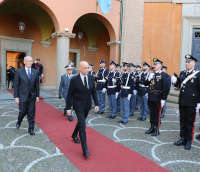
[174,70,200,142]
[106,71,120,118]
[137,71,150,120]
[120,72,135,123]
[96,68,109,113]
[161,73,171,118]
[146,71,169,136]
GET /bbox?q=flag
[97,0,112,14]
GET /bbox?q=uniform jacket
[147,71,169,102]
[137,71,149,96]
[96,68,109,90]
[58,74,73,99]
[175,70,200,107]
[120,72,135,97]
[105,71,120,95]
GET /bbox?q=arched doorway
[71,13,116,71]
[0,0,58,88]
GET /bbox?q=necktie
[84,76,88,88]
[27,69,31,79]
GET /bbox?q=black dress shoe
[184,141,192,150]
[83,151,90,158]
[141,117,146,121]
[67,115,73,121]
[121,121,128,125]
[16,122,20,129]
[111,116,116,119]
[137,117,142,121]
[151,127,160,137]
[174,138,186,146]
[28,129,35,136]
[72,136,80,144]
[145,124,154,134]
[196,134,200,141]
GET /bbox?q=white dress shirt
[80,73,89,88]
[25,67,31,76]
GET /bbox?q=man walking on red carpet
[14,56,40,136]
[66,61,99,158]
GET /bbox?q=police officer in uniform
[105,61,120,118]
[116,64,122,112]
[135,65,142,110]
[129,63,137,116]
[172,54,200,150]
[145,58,169,136]
[88,64,95,77]
[96,60,109,114]
[137,62,150,121]
[119,63,134,124]
[161,65,171,118]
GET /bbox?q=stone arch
[72,13,116,42]
[0,0,59,40]
[31,0,59,31]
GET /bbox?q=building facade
[1,0,200,88]
[0,0,121,88]
[142,0,200,75]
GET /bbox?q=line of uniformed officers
[91,58,171,137]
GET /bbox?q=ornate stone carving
[51,31,76,39]
[107,40,121,46]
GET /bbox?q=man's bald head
[24,56,33,69]
[79,61,89,75]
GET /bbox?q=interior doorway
[69,52,77,67]
[6,51,26,70]
[6,51,26,88]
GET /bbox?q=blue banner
[97,0,112,14]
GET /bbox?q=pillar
[121,0,144,65]
[107,40,120,63]
[52,32,76,88]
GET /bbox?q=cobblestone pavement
[0,89,200,172]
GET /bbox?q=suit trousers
[148,101,160,127]
[72,102,91,153]
[179,105,196,141]
[18,98,36,131]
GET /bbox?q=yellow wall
[142,3,182,75]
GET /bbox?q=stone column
[107,40,121,63]
[52,32,75,88]
[121,0,144,65]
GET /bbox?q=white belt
[121,86,130,89]
[139,84,148,88]
[98,79,106,83]
[108,85,117,88]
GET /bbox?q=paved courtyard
[0,89,200,172]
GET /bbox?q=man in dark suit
[32,58,43,83]
[14,56,40,136]
[66,61,99,158]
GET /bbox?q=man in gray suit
[14,56,40,135]
[59,64,74,121]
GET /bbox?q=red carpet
[35,100,170,172]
